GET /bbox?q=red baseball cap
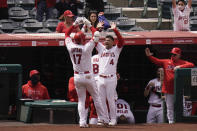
[64,10,74,17]
[29,70,40,78]
[170,47,181,55]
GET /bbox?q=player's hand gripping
[83,17,92,28]
[145,48,153,56]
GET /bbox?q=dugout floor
[0,121,197,131]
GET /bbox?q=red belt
[74,71,90,74]
[99,74,113,78]
[151,104,161,108]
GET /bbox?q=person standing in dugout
[144,68,164,123]
[145,47,195,124]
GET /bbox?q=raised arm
[145,48,164,67]
[188,0,192,8]
[172,0,176,8]
[111,22,124,48]
[65,17,83,38]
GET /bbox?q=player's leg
[106,76,117,125]
[75,86,88,127]
[156,108,164,123]
[74,75,88,127]
[165,93,174,124]
[147,106,156,123]
[86,76,109,124]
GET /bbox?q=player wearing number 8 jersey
[96,22,125,126]
[65,17,108,128]
[172,0,192,31]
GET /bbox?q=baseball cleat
[80,124,89,128]
[108,119,117,126]
[97,120,108,126]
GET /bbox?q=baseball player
[172,0,192,31]
[144,68,164,123]
[96,22,125,126]
[65,17,107,127]
[116,99,135,124]
[145,47,195,124]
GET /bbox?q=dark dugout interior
[0,44,197,122]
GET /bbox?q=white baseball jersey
[116,99,135,123]
[96,42,122,75]
[147,78,163,105]
[173,5,191,31]
[183,97,192,116]
[65,37,95,73]
[91,54,99,78]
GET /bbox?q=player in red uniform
[145,47,195,124]
[22,70,50,100]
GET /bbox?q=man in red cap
[56,10,80,33]
[22,70,50,100]
[145,47,195,124]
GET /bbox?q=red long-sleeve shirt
[35,0,56,8]
[148,56,195,94]
[0,0,7,8]
[67,77,90,109]
[22,81,50,100]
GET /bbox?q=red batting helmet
[29,70,39,78]
[170,47,181,55]
[74,31,86,45]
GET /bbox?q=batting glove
[93,31,100,42]
[83,17,92,28]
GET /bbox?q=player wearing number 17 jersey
[65,17,107,127]
[96,22,125,126]
[172,0,192,31]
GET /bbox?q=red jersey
[67,77,90,109]
[22,81,50,100]
[148,56,194,94]
[56,22,79,33]
[0,0,7,8]
[35,0,56,8]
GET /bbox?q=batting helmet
[170,47,181,55]
[74,31,86,45]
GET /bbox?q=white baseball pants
[74,73,107,125]
[146,105,163,123]
[165,94,174,124]
[98,75,117,122]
